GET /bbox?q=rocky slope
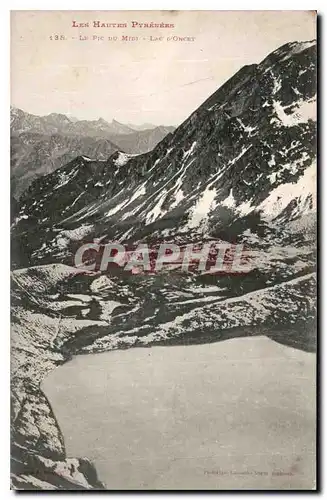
[11,40,317,489]
[11,133,120,200]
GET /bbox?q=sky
[11,10,316,126]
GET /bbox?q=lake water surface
[42,336,316,490]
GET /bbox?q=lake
[42,336,316,490]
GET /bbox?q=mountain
[11,108,134,137]
[109,125,176,154]
[12,40,317,269]
[127,122,157,131]
[10,107,176,141]
[11,107,72,136]
[127,122,175,131]
[11,40,317,489]
[64,117,135,137]
[11,110,175,197]
[108,119,135,135]
[11,133,120,199]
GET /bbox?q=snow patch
[230,145,252,166]
[183,141,197,160]
[272,74,282,94]
[113,152,132,167]
[187,186,217,229]
[221,189,235,209]
[61,224,94,241]
[268,155,276,168]
[280,41,316,62]
[14,214,29,224]
[272,96,316,127]
[99,300,124,321]
[188,285,226,294]
[236,118,257,135]
[237,199,255,217]
[90,275,115,293]
[129,183,146,203]
[171,189,185,208]
[55,235,70,250]
[53,168,78,191]
[267,152,311,185]
[259,161,316,219]
[145,189,168,224]
[106,198,128,218]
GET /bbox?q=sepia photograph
[10,10,317,490]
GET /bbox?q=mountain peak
[259,39,316,72]
[107,120,135,135]
[46,112,72,123]
[97,117,108,124]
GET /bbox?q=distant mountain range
[11,107,174,138]
[11,132,120,200]
[108,125,175,155]
[127,122,157,131]
[10,107,175,198]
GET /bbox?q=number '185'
[49,35,65,40]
